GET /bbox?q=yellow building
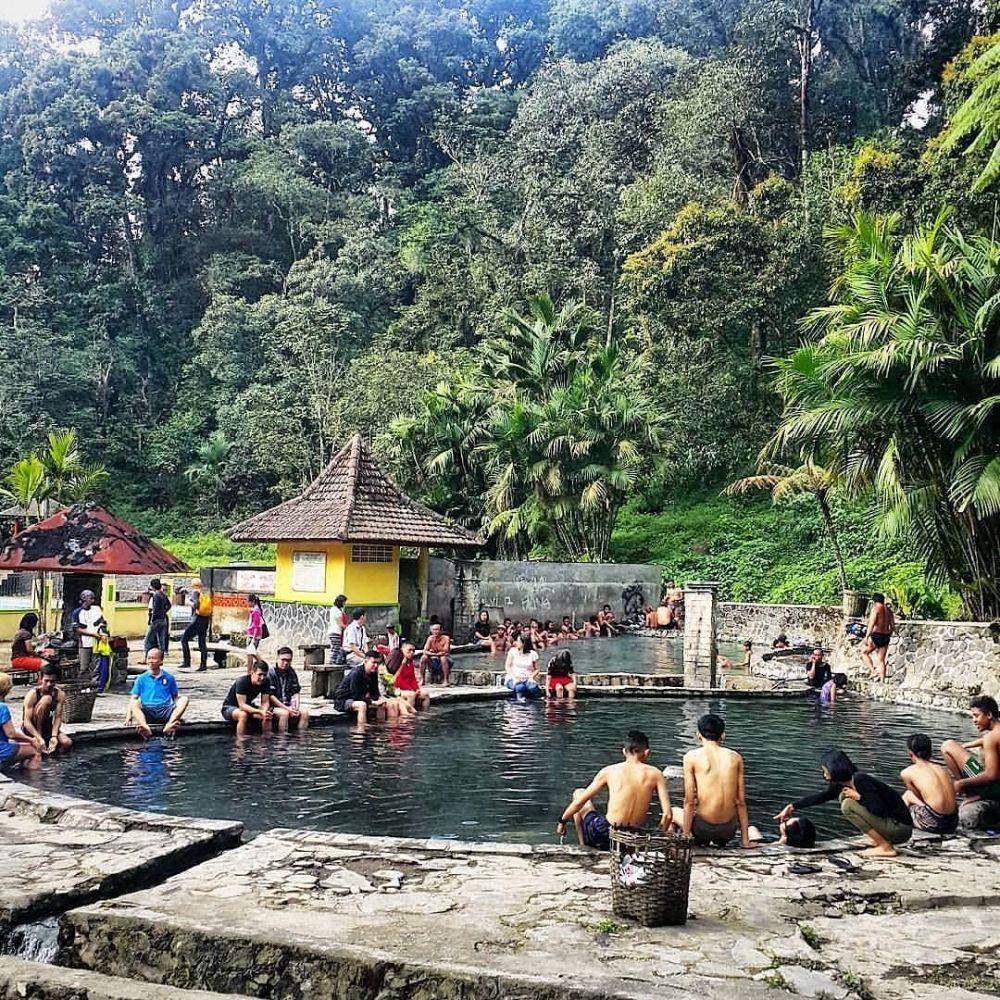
[228,434,480,622]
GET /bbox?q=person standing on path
[328,594,348,664]
[860,592,894,682]
[143,579,171,656]
[72,590,105,679]
[181,578,211,672]
[245,594,264,674]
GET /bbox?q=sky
[0,0,50,23]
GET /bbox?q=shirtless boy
[941,695,1000,805]
[860,592,895,681]
[556,730,673,850]
[671,713,753,848]
[900,733,958,834]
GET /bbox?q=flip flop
[787,863,822,875]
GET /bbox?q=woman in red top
[393,642,430,709]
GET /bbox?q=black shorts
[870,632,891,649]
[143,703,174,724]
[39,714,53,743]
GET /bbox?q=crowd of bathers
[470,606,624,655]
[557,695,1000,856]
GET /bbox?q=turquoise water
[20,696,966,843]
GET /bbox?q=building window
[351,543,393,564]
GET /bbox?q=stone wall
[718,601,843,649]
[259,600,397,656]
[833,620,1000,711]
[442,559,662,638]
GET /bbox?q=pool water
[466,634,744,675]
[21,696,966,843]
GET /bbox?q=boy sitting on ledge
[556,730,673,850]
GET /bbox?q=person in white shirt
[343,609,369,669]
[328,594,348,663]
[73,590,105,677]
[504,634,541,703]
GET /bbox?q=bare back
[604,760,669,827]
[901,760,956,814]
[685,744,744,824]
[870,603,894,634]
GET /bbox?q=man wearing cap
[72,589,105,678]
[181,578,211,672]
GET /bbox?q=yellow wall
[274,541,348,605]
[274,541,401,606]
[345,546,400,604]
[0,610,28,642]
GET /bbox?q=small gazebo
[0,502,189,631]
[228,434,481,622]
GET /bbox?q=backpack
[260,617,270,640]
[197,591,213,617]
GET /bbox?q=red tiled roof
[228,434,482,547]
[0,503,189,574]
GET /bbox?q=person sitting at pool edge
[775,749,912,858]
[557,729,673,850]
[719,641,753,672]
[343,608,370,669]
[900,733,958,834]
[941,695,1000,804]
[597,605,619,637]
[559,616,580,640]
[504,634,541,702]
[471,610,494,652]
[221,661,289,735]
[0,673,40,769]
[671,713,754,849]
[546,650,575,700]
[420,622,452,686]
[22,664,72,754]
[129,648,190,739]
[334,650,395,725]
[393,642,430,710]
[805,648,831,689]
[267,646,309,731]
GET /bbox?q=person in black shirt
[221,662,289,735]
[143,579,171,656]
[804,649,832,689]
[775,750,912,857]
[266,646,309,732]
[333,651,392,725]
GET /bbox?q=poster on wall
[234,569,276,594]
[291,551,326,592]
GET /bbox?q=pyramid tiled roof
[228,434,481,547]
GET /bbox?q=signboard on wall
[291,551,326,592]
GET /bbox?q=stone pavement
[62,827,1000,1000]
[0,780,240,927]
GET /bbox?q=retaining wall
[718,601,843,650]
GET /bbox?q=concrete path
[0,781,240,927]
[61,827,1000,1000]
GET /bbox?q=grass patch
[590,918,629,935]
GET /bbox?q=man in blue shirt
[127,648,189,738]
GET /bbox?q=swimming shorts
[0,741,16,762]
[869,632,891,648]
[581,810,611,850]
[960,756,1000,801]
[691,814,738,847]
[547,675,573,691]
[221,705,240,723]
[909,803,958,834]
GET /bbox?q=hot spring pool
[464,634,743,675]
[20,696,966,843]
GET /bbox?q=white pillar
[683,582,719,688]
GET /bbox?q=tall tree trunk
[816,491,848,593]
[794,0,818,176]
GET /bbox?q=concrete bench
[309,663,345,699]
[297,644,327,666]
[205,642,244,669]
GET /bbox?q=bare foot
[136,723,152,740]
[163,722,179,736]
[861,845,897,858]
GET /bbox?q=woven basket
[62,682,98,724]
[609,828,693,927]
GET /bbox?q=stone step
[0,957,254,999]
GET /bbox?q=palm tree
[766,211,1000,619]
[940,37,1000,191]
[725,460,849,592]
[184,431,232,520]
